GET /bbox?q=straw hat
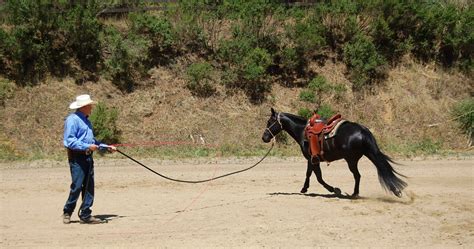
[69,94,96,109]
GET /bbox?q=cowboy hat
[69,94,96,109]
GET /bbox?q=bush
[299,90,315,102]
[451,98,474,144]
[316,2,360,55]
[63,3,103,74]
[411,138,442,155]
[130,13,177,66]
[186,62,216,97]
[102,28,149,92]
[436,4,473,70]
[2,1,105,84]
[317,104,335,119]
[3,1,73,84]
[0,28,15,77]
[220,44,272,103]
[0,78,14,106]
[371,16,412,64]
[0,133,22,161]
[308,75,330,92]
[241,47,272,103]
[298,108,312,119]
[343,34,387,90]
[89,102,120,145]
[281,13,326,75]
[217,35,255,66]
[279,47,302,75]
[242,48,272,81]
[172,0,209,52]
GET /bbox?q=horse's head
[262,108,283,143]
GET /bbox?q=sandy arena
[1,157,473,248]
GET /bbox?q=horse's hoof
[334,188,342,196]
[300,188,307,193]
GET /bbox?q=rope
[116,141,274,183]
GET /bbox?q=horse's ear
[271,108,276,115]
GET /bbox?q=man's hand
[107,146,117,153]
[89,144,99,151]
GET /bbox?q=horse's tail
[363,129,407,197]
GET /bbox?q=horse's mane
[282,112,308,125]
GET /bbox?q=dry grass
[0,58,472,161]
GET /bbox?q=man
[62,94,116,224]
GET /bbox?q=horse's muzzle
[262,135,271,143]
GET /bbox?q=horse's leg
[346,158,361,197]
[301,160,313,193]
[313,162,341,195]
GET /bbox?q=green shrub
[89,102,120,145]
[102,28,149,92]
[436,4,473,70]
[0,28,15,77]
[317,104,335,119]
[343,34,387,90]
[276,132,290,145]
[451,98,474,139]
[186,62,216,97]
[241,48,272,103]
[63,3,102,74]
[371,16,412,64]
[456,7,473,73]
[221,45,272,103]
[411,3,445,62]
[279,47,302,75]
[242,48,272,81]
[411,138,442,155]
[217,35,255,66]
[2,1,105,84]
[0,133,22,161]
[130,13,177,66]
[332,83,347,100]
[4,1,73,84]
[299,90,315,103]
[0,78,14,106]
[280,8,326,77]
[308,76,330,92]
[316,1,360,54]
[298,108,312,119]
[173,0,208,52]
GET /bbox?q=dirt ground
[1,156,473,248]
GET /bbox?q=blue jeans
[63,154,95,220]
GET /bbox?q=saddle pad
[326,120,348,139]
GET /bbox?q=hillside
[0,1,473,161]
[0,57,472,161]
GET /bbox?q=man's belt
[67,148,92,157]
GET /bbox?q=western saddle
[304,113,345,163]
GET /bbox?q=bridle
[265,112,282,139]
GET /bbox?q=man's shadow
[69,214,125,224]
[94,214,125,221]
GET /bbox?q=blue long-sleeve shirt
[63,111,105,151]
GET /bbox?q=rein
[116,141,274,184]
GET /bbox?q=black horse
[262,108,407,198]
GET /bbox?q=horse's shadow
[268,192,355,199]
[268,192,413,204]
